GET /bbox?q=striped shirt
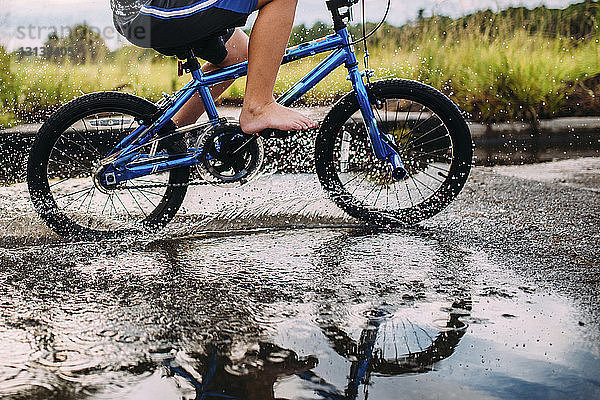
[111,0,256,25]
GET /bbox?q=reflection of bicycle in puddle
[166,299,471,399]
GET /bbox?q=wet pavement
[0,158,599,399]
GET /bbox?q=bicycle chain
[115,122,324,191]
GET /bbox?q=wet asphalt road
[435,159,600,322]
[0,158,599,399]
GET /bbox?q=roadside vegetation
[0,0,598,128]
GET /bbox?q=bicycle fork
[346,65,408,181]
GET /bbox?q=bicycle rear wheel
[315,79,472,225]
[27,92,190,239]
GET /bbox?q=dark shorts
[118,7,251,64]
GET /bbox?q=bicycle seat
[154,30,231,64]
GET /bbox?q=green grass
[2,58,184,124]
[372,30,600,122]
[1,1,599,128]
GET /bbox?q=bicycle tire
[315,79,472,225]
[27,92,190,239]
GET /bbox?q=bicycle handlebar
[326,0,359,30]
[326,0,359,9]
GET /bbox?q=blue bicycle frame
[99,27,405,186]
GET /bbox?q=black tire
[315,79,472,225]
[27,92,190,239]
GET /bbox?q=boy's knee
[218,29,249,67]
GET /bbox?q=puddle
[0,174,353,248]
[0,229,598,399]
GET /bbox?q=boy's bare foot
[239,101,318,134]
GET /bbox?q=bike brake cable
[348,0,391,46]
[361,0,370,82]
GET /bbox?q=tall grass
[371,29,600,122]
[0,46,17,127]
[4,58,185,122]
[1,1,599,128]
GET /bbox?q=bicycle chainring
[196,123,265,187]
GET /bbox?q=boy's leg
[239,0,318,134]
[172,28,249,127]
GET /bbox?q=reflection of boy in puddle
[168,341,317,400]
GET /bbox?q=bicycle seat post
[186,49,201,72]
[177,49,202,77]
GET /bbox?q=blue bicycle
[27,0,472,238]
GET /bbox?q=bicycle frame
[99,27,405,187]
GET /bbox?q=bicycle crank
[196,122,265,187]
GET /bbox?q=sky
[0,0,582,50]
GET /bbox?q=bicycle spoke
[342,172,362,188]
[113,192,133,219]
[417,325,434,342]
[412,106,426,132]
[362,181,380,205]
[419,169,445,184]
[425,163,451,173]
[74,187,94,212]
[48,158,87,176]
[85,188,96,215]
[409,173,426,201]
[127,188,148,218]
[402,180,414,208]
[400,122,445,153]
[400,101,413,136]
[69,126,103,159]
[94,115,100,135]
[401,319,412,354]
[50,177,73,188]
[411,174,435,195]
[51,145,91,172]
[411,147,452,161]
[101,194,111,215]
[373,183,385,207]
[399,113,434,146]
[409,320,424,352]
[393,100,402,133]
[136,188,164,198]
[405,132,450,151]
[392,319,399,360]
[350,173,369,197]
[393,181,404,208]
[109,195,117,219]
[385,184,389,210]
[373,103,384,126]
[82,117,90,135]
[55,186,93,200]
[384,100,388,124]
[62,187,94,210]
[134,188,159,208]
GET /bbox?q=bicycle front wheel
[315,79,472,225]
[27,92,190,239]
